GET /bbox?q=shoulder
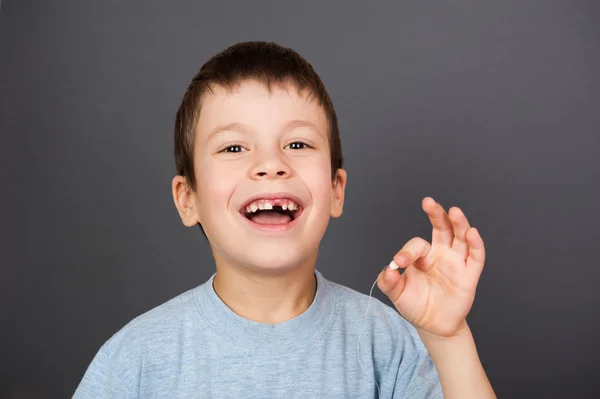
[98,285,202,367]
[325,277,442,396]
[326,277,428,358]
[74,286,204,397]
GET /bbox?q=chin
[228,242,317,274]
[207,214,327,273]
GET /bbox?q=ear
[172,175,202,227]
[330,168,347,218]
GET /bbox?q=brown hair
[173,41,343,233]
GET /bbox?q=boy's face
[174,79,346,273]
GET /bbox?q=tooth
[264,203,273,210]
[289,202,297,211]
[282,203,288,210]
[250,204,258,212]
[246,206,252,213]
[258,203,265,210]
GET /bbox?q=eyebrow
[205,122,251,143]
[282,119,323,136]
[205,119,324,143]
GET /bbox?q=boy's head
[172,41,346,273]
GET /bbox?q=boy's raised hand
[377,197,486,338]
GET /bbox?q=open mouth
[240,198,303,225]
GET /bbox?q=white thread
[357,264,389,398]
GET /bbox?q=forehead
[195,80,328,139]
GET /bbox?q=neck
[211,256,318,324]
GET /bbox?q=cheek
[197,162,240,208]
[299,159,334,202]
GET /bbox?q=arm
[418,322,495,399]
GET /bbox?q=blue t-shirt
[73,270,443,398]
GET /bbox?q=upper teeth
[245,199,299,213]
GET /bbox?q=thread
[357,264,389,398]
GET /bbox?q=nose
[249,147,291,180]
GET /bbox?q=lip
[238,192,306,233]
[239,192,305,211]
[240,207,305,233]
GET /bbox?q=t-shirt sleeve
[72,344,135,399]
[393,343,444,398]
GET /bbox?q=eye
[285,142,311,150]
[220,145,246,153]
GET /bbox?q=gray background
[1,0,599,398]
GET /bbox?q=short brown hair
[173,41,343,233]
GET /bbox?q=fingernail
[389,260,399,270]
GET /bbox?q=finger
[423,197,454,249]
[377,265,406,301]
[449,206,471,260]
[466,227,486,273]
[391,236,433,272]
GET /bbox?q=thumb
[377,261,406,303]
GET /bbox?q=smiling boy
[74,41,495,398]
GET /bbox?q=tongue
[250,211,292,225]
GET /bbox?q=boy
[74,41,495,398]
